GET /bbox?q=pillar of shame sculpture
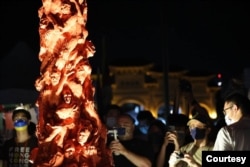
[31,0,113,166]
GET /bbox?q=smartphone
[176,152,184,159]
[113,127,126,135]
[168,125,176,132]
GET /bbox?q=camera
[167,125,176,132]
[176,152,184,159]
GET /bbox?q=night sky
[85,0,250,74]
[1,0,250,90]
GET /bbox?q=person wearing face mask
[0,108,38,167]
[147,120,167,166]
[168,110,213,167]
[156,114,192,167]
[109,113,154,167]
[135,110,156,141]
[103,104,124,147]
[213,93,250,150]
[103,104,123,130]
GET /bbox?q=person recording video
[109,113,154,167]
[167,110,214,167]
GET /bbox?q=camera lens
[176,152,184,159]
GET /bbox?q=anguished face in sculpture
[77,120,93,146]
[77,129,91,146]
[64,146,75,159]
[62,88,72,104]
[50,71,61,86]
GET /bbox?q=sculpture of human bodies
[33,0,113,166]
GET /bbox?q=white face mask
[224,115,236,126]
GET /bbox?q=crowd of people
[102,78,250,167]
[1,79,250,167]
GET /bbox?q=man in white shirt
[213,93,250,150]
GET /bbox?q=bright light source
[217,81,222,86]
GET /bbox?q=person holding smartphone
[160,109,213,167]
[109,113,154,167]
[156,114,191,167]
[171,110,213,167]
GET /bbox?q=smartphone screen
[113,127,126,135]
[168,125,175,132]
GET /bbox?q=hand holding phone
[176,152,184,159]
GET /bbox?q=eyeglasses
[223,106,233,115]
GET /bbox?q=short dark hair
[137,110,155,122]
[224,93,250,116]
[167,114,189,127]
[12,109,31,120]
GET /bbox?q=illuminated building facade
[103,63,221,121]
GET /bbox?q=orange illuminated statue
[32,0,113,166]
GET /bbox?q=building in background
[95,62,221,124]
